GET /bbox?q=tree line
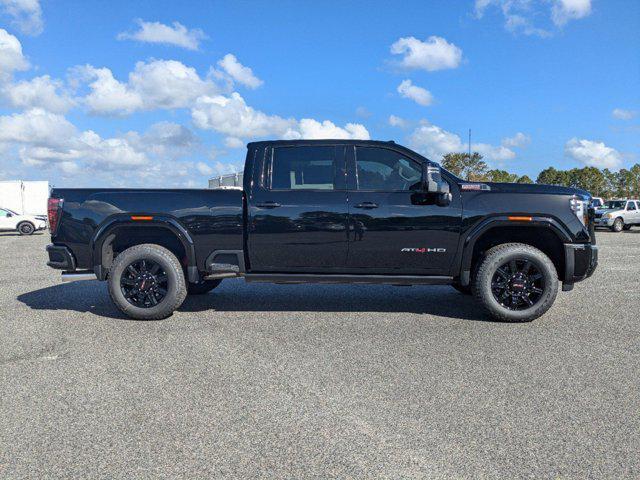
[441,152,640,198]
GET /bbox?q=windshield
[603,201,626,210]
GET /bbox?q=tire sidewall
[613,218,623,232]
[108,245,185,320]
[475,245,558,322]
[18,222,34,235]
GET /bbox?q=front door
[248,144,349,272]
[0,209,15,231]
[346,145,462,275]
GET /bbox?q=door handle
[256,201,281,209]
[354,202,378,209]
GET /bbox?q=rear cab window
[270,146,337,190]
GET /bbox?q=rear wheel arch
[92,217,197,281]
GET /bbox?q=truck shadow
[17,279,491,322]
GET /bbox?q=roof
[247,139,399,147]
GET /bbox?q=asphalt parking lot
[1,231,638,479]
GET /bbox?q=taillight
[47,197,63,234]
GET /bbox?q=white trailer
[0,180,50,216]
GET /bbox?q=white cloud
[474,0,591,36]
[551,0,592,26]
[0,0,43,36]
[217,54,263,89]
[388,115,408,128]
[612,108,637,120]
[501,132,531,148]
[75,60,219,115]
[390,36,462,72]
[192,92,369,141]
[224,136,244,148]
[397,79,433,106]
[408,121,519,162]
[192,92,294,138]
[565,138,622,169]
[196,161,214,176]
[285,119,370,140]
[0,108,76,147]
[473,143,516,161]
[1,75,74,112]
[117,19,206,50]
[0,28,29,78]
[74,65,143,115]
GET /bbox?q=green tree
[517,175,533,184]
[486,169,519,183]
[441,152,488,181]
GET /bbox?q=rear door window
[271,146,336,190]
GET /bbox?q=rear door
[247,144,349,272]
[345,145,462,275]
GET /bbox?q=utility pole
[468,129,471,158]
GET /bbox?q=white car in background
[591,197,604,208]
[0,207,47,235]
[594,199,640,232]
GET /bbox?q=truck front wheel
[108,244,187,320]
[611,218,624,232]
[473,243,558,322]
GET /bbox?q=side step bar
[244,273,453,286]
[62,271,97,282]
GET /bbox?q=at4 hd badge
[401,247,447,253]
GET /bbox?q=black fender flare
[457,215,572,286]
[90,214,198,282]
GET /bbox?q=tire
[473,243,559,323]
[623,225,632,231]
[611,217,624,232]
[187,279,221,295]
[17,222,35,235]
[108,244,187,320]
[451,283,472,295]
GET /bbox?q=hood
[471,182,591,199]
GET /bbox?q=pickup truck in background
[46,140,598,322]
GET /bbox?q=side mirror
[6,213,12,217]
[425,165,452,206]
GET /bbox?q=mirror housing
[6,213,12,217]
[424,164,452,206]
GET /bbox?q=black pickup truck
[46,140,597,322]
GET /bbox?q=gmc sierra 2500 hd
[46,140,597,322]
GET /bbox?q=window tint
[355,147,422,191]
[627,202,637,211]
[271,146,335,190]
[0,209,7,217]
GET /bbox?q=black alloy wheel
[490,258,545,311]
[120,259,168,308]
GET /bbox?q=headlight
[603,213,612,219]
[570,197,588,226]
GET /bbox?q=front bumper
[594,217,614,227]
[563,243,598,290]
[46,244,76,270]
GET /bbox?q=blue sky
[0,0,638,187]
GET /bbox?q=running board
[62,271,97,282]
[244,273,453,286]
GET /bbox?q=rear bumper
[46,244,76,270]
[563,243,597,289]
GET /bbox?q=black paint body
[48,140,597,286]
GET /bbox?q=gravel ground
[0,230,638,479]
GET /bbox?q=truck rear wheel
[473,243,558,322]
[108,244,187,320]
